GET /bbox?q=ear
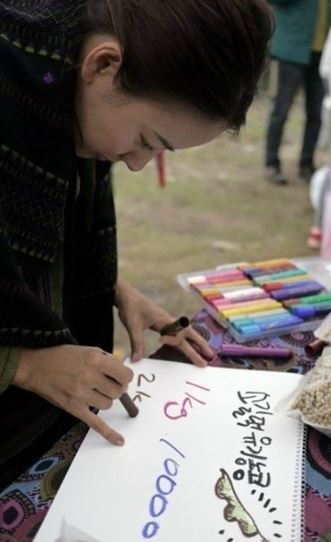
[80,39,123,84]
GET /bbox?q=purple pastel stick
[271,283,324,301]
[219,344,293,358]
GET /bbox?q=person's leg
[307,169,330,249]
[265,60,303,181]
[300,52,325,180]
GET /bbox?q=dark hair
[82,0,273,130]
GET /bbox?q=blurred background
[112,70,328,356]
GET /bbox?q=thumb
[129,327,145,362]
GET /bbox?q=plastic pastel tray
[177,261,329,343]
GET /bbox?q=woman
[0,0,273,489]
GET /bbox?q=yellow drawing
[215,468,268,540]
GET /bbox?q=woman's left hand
[115,278,214,367]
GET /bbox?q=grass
[112,93,327,355]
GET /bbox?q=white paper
[34,359,305,542]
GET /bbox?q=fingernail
[132,353,141,363]
[115,437,125,446]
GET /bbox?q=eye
[140,135,154,152]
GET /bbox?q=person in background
[0,0,273,491]
[265,0,331,185]
[307,27,331,249]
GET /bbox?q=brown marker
[160,316,190,337]
[305,338,327,357]
[119,392,139,417]
[101,351,139,417]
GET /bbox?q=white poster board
[34,359,305,542]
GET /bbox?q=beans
[290,350,331,429]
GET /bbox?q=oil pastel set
[178,258,331,342]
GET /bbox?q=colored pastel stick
[237,324,262,335]
[187,275,206,285]
[236,315,302,329]
[239,258,293,269]
[236,317,303,335]
[290,292,331,305]
[270,283,323,301]
[233,313,294,327]
[254,269,308,284]
[260,315,302,329]
[220,301,281,317]
[219,299,280,313]
[222,292,268,304]
[264,280,319,292]
[219,344,293,359]
[290,302,331,318]
[222,287,264,299]
[243,265,296,279]
[205,272,245,282]
[227,308,287,322]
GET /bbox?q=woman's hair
[81,0,273,130]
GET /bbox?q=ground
[112,93,328,356]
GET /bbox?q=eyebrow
[154,131,175,152]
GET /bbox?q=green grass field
[112,93,327,356]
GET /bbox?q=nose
[120,151,157,172]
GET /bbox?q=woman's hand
[13,345,133,445]
[115,278,214,366]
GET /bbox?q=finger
[88,389,114,410]
[96,374,127,400]
[99,354,134,385]
[75,405,125,446]
[185,329,214,359]
[177,340,208,367]
[128,328,145,363]
[159,334,184,347]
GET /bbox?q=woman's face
[75,36,224,171]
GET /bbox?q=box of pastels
[177,258,331,343]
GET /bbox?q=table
[1,257,331,542]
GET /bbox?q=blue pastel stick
[237,314,293,326]
[268,280,320,291]
[236,324,262,335]
[236,316,302,333]
[291,303,331,318]
[258,316,303,330]
[271,283,323,301]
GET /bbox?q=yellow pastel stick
[200,288,223,297]
[220,301,281,317]
[252,258,293,267]
[220,297,283,310]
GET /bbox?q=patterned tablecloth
[1,309,331,542]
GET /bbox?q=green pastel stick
[297,292,331,305]
[254,269,308,284]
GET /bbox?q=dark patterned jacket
[0,0,117,486]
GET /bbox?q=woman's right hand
[12,345,134,446]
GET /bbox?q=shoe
[265,166,288,185]
[299,165,315,182]
[307,226,322,250]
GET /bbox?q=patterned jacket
[0,0,117,484]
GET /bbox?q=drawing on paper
[215,468,268,541]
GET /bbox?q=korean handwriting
[232,391,273,488]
